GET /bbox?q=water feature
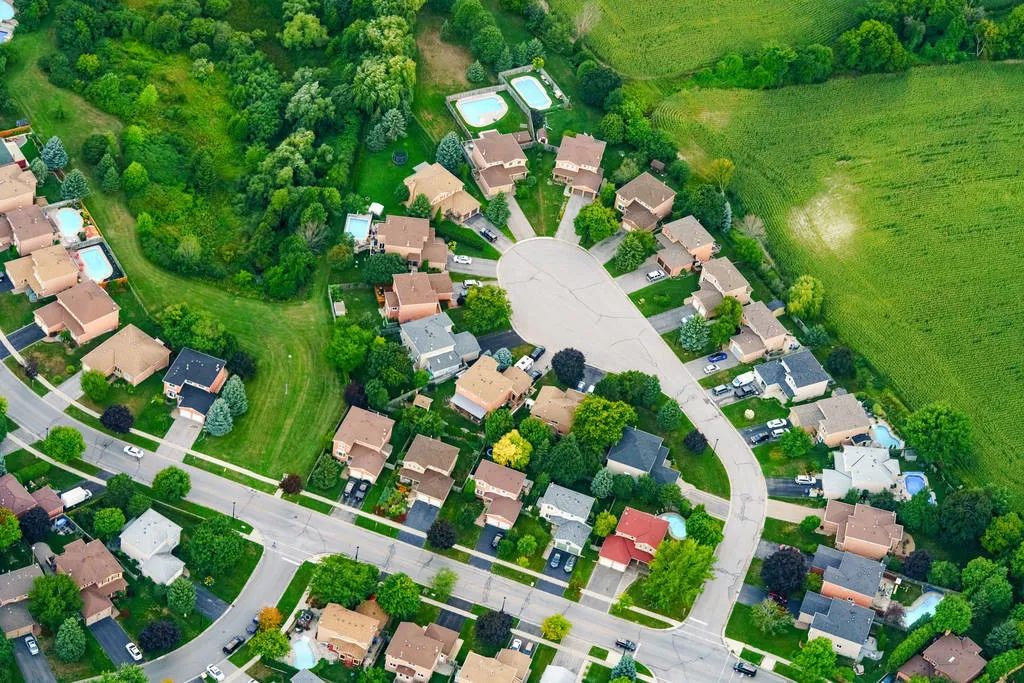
[658,512,687,540]
[52,207,84,242]
[344,213,372,242]
[871,423,902,449]
[291,637,317,669]
[0,1,14,21]
[77,245,114,281]
[903,591,943,628]
[510,75,553,110]
[456,93,508,128]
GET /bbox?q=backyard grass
[656,63,1024,506]
[753,441,830,479]
[761,517,823,554]
[627,275,698,317]
[725,602,805,661]
[721,397,789,429]
[516,150,566,237]
[0,285,38,332]
[413,9,474,143]
[459,90,530,137]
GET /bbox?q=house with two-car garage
[162,347,229,424]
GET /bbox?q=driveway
[766,477,817,498]
[554,193,591,244]
[447,256,498,278]
[647,305,696,335]
[506,197,536,241]
[586,564,624,600]
[90,617,136,667]
[400,500,439,546]
[589,231,624,263]
[13,636,56,683]
[613,256,661,294]
[477,330,527,355]
[435,608,466,632]
[682,350,742,380]
[474,525,504,558]
[465,215,514,253]
[156,416,202,461]
[737,584,768,607]
[0,323,45,359]
[195,584,230,621]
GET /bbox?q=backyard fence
[445,84,511,140]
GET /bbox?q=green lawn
[744,557,765,590]
[41,628,115,681]
[116,575,212,658]
[752,441,831,479]
[636,402,730,498]
[627,275,699,317]
[740,648,765,665]
[0,541,33,574]
[698,363,754,388]
[582,663,613,683]
[725,603,806,661]
[412,9,474,143]
[516,149,565,237]
[7,448,87,492]
[661,331,704,365]
[77,373,175,438]
[526,644,557,683]
[761,517,823,554]
[4,356,48,396]
[565,547,599,601]
[182,454,278,494]
[435,219,501,260]
[437,487,485,548]
[65,405,161,451]
[721,397,789,429]
[0,285,38,332]
[608,601,674,628]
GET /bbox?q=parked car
[766,419,788,430]
[768,592,788,607]
[344,480,356,496]
[702,363,720,375]
[529,346,546,361]
[711,384,730,396]
[24,635,39,655]
[126,642,143,661]
[523,641,534,654]
[615,639,637,652]
[453,254,472,265]
[511,638,523,650]
[206,665,226,681]
[586,385,595,393]
[749,432,770,445]
[247,615,260,635]
[564,555,577,574]
[491,532,504,549]
[549,552,561,569]
[771,428,788,438]
[480,228,498,243]
[528,369,542,382]
[464,279,482,288]
[576,380,586,391]
[122,445,144,459]
[733,662,757,677]
[707,351,728,363]
[223,636,244,655]
[795,474,816,486]
[645,269,665,283]
[731,371,755,387]
[358,481,369,493]
[734,384,757,399]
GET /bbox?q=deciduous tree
[752,598,791,635]
[463,285,512,335]
[81,369,110,402]
[761,548,807,596]
[42,426,85,463]
[686,505,723,547]
[377,573,420,619]
[140,620,181,652]
[640,539,715,612]
[363,253,409,286]
[541,614,572,641]
[572,396,635,452]
[153,466,191,501]
[19,506,51,544]
[573,202,618,244]
[249,628,290,659]
[793,637,836,681]
[186,516,244,578]
[55,617,87,662]
[431,568,457,601]
[779,428,813,459]
[903,403,972,470]
[594,510,617,537]
[0,508,20,550]
[787,275,825,320]
[484,408,515,444]
[100,405,134,433]
[940,488,992,544]
[93,507,126,540]
[29,574,83,630]
[309,555,380,608]
[475,609,513,647]
[901,550,932,581]
[485,192,510,227]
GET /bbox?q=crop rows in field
[653,63,1024,500]
[549,0,860,79]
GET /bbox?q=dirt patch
[416,14,472,89]
[788,176,860,253]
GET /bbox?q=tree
[463,285,512,335]
[377,573,420,619]
[705,158,735,192]
[940,488,993,544]
[310,457,341,491]
[0,508,20,550]
[683,429,707,454]
[427,519,457,550]
[41,136,69,170]
[929,560,962,590]
[573,202,618,244]
[29,574,83,630]
[686,505,723,547]
[121,162,150,193]
[551,348,585,387]
[594,510,618,537]
[982,512,1024,556]
[541,614,572,641]
[93,507,126,540]
[20,506,51,544]
[153,467,191,501]
[96,665,148,683]
[986,619,1020,656]
[310,554,380,608]
[466,61,486,83]
[436,131,463,171]
[127,493,152,519]
[903,403,972,470]
[139,620,181,652]
[543,433,591,486]
[731,233,762,265]
[800,515,821,535]
[81,369,110,402]
[835,19,909,73]
[902,550,932,581]
[249,628,290,659]
[204,398,234,436]
[186,517,244,578]
[825,347,855,378]
[475,609,513,647]
[431,568,458,601]
[281,12,328,48]
[931,593,972,634]
[484,408,515,444]
[793,637,836,681]
[678,315,710,353]
[518,417,552,450]
[610,655,636,681]
[573,396,635,452]
[613,231,657,273]
[779,428,813,459]
[591,468,614,498]
[327,320,376,375]
[898,489,939,536]
[41,426,85,463]
[257,606,283,632]
[752,598,792,635]
[787,275,825,320]
[641,539,715,612]
[55,617,87,662]
[221,375,248,416]
[761,549,807,596]
[100,405,134,433]
[167,576,197,617]
[485,192,510,227]
[407,193,433,218]
[493,347,514,371]
[579,65,621,107]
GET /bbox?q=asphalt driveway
[474,525,504,557]
[0,323,45,359]
[195,584,230,621]
[477,330,526,355]
[767,477,817,498]
[399,501,439,547]
[465,214,513,253]
[90,616,136,666]
[13,636,56,683]
[447,255,498,278]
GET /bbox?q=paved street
[506,196,536,241]
[448,255,498,278]
[555,193,591,244]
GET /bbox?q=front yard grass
[565,547,599,601]
[744,557,765,589]
[182,454,278,494]
[627,275,699,317]
[516,150,565,237]
[77,373,174,438]
[116,575,212,657]
[0,287,38,332]
[661,331,704,365]
[761,517,823,554]
[64,405,161,451]
[40,629,114,681]
[698,363,754,388]
[437,487,485,549]
[526,644,557,683]
[636,400,730,498]
[725,603,805,661]
[4,355,48,396]
[753,442,831,479]
[721,397,789,429]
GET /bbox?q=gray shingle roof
[553,520,592,550]
[811,544,846,572]
[803,592,874,644]
[539,483,595,522]
[164,348,225,389]
[782,350,830,388]
[607,427,667,474]
[823,550,884,597]
[402,313,457,356]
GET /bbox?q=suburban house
[34,279,120,345]
[55,539,127,625]
[0,163,36,213]
[798,592,874,659]
[399,434,459,508]
[605,427,679,484]
[374,215,449,270]
[403,163,481,224]
[162,348,229,424]
[0,564,43,639]
[118,508,185,585]
[384,621,461,683]
[5,243,79,299]
[529,385,584,435]
[789,394,872,448]
[822,500,904,560]
[810,545,885,609]
[81,324,171,387]
[0,473,63,519]
[690,257,753,318]
[0,140,27,169]
[469,131,528,198]
[656,216,715,276]
[897,635,987,683]
[384,272,455,324]
[729,301,792,362]
[598,507,669,572]
[451,355,532,421]
[754,349,831,403]
[316,600,388,667]
[820,447,902,500]
[614,172,674,231]
[457,650,531,683]
[551,133,606,198]
[400,312,480,383]
[0,205,55,255]
[538,667,575,683]
[538,483,594,556]
[332,407,394,484]
[471,459,526,529]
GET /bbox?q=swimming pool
[871,423,902,449]
[291,637,317,669]
[904,472,928,496]
[53,207,84,241]
[77,245,114,281]
[903,591,943,628]
[456,93,508,128]
[510,75,553,110]
[344,214,372,242]
[0,1,13,21]
[658,512,687,540]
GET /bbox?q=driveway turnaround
[498,237,768,635]
[89,617,136,667]
[613,256,662,294]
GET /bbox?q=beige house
[690,257,752,318]
[384,272,455,324]
[898,635,987,683]
[385,621,461,683]
[552,134,606,198]
[0,473,63,519]
[5,244,79,298]
[333,407,394,483]
[0,564,44,639]
[34,280,120,345]
[56,539,127,625]
[529,385,585,435]
[451,355,532,421]
[457,650,531,683]
[822,500,904,560]
[471,459,526,529]
[729,301,791,362]
[81,324,171,386]
[0,205,56,255]
[614,172,674,231]
[399,434,459,507]
[316,601,387,667]
[404,163,481,224]
[790,394,871,448]
[0,164,37,214]
[375,215,449,270]
[656,216,715,276]
[470,131,527,198]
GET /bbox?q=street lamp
[232,501,236,519]
[354,545,360,562]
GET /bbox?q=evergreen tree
[466,61,487,83]
[365,124,388,152]
[167,576,197,616]
[101,166,121,193]
[30,157,48,183]
[0,453,6,476]
[41,136,69,170]
[590,467,614,498]
[436,132,463,171]
[611,655,637,681]
[203,398,234,436]
[485,192,510,227]
[222,375,248,416]
[55,617,86,662]
[679,315,710,352]
[721,199,732,231]
[380,108,407,141]
[61,169,90,200]
[408,193,433,218]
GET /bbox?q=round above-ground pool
[510,75,553,110]
[659,512,687,540]
[52,207,84,241]
[0,1,14,21]
[456,92,508,128]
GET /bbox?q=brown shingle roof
[617,172,673,208]
[393,272,441,306]
[387,621,456,671]
[317,602,381,649]
[405,163,464,204]
[621,203,658,230]
[6,205,53,242]
[56,539,123,591]
[792,394,870,437]
[334,407,394,452]
[475,132,526,166]
[404,435,458,475]
[81,324,171,378]
[457,356,514,408]
[701,257,750,294]
[825,501,904,551]
[0,474,36,517]
[0,165,36,203]
[661,215,713,251]
[918,635,986,683]
[348,445,387,481]
[460,651,524,683]
[376,215,431,249]
[55,280,119,326]
[474,460,525,496]
[555,134,606,170]
[530,386,585,434]
[742,301,787,341]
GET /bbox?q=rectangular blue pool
[344,214,372,242]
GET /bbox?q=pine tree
[101,166,121,193]
[436,132,463,171]
[40,136,69,170]
[61,170,90,200]
[203,398,234,436]
[679,314,710,352]
[611,654,637,681]
[30,157,48,183]
[466,61,487,84]
[0,453,6,476]
[365,124,387,152]
[721,199,732,232]
[381,108,407,141]
[221,375,248,416]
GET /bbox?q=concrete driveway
[447,256,498,278]
[156,416,202,461]
[90,616,136,666]
[588,231,625,263]
[465,215,514,253]
[683,350,742,379]
[0,323,45,359]
[586,564,625,600]
[647,305,695,334]
[554,193,591,244]
[613,256,661,294]
[13,636,56,683]
[506,197,536,241]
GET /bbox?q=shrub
[139,620,181,652]
[280,473,303,494]
[100,405,135,433]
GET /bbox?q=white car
[766,419,788,430]
[24,634,39,655]
[463,279,481,288]
[795,475,816,486]
[123,445,144,459]
[511,638,523,650]
[206,665,225,681]
[702,363,720,375]
[645,269,665,283]
[453,254,472,265]
[126,642,142,661]
[771,428,788,438]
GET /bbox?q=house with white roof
[119,509,185,585]
[820,446,901,499]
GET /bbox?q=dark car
[707,351,728,363]
[480,228,498,243]
[749,431,770,445]
[529,369,542,382]
[733,662,758,677]
[734,384,757,399]
[615,639,637,652]
[768,592,788,607]
[222,636,244,655]
[246,616,259,635]
[529,346,546,361]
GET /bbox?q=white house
[820,446,901,499]
[119,509,186,585]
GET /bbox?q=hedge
[886,624,938,670]
[14,461,52,485]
